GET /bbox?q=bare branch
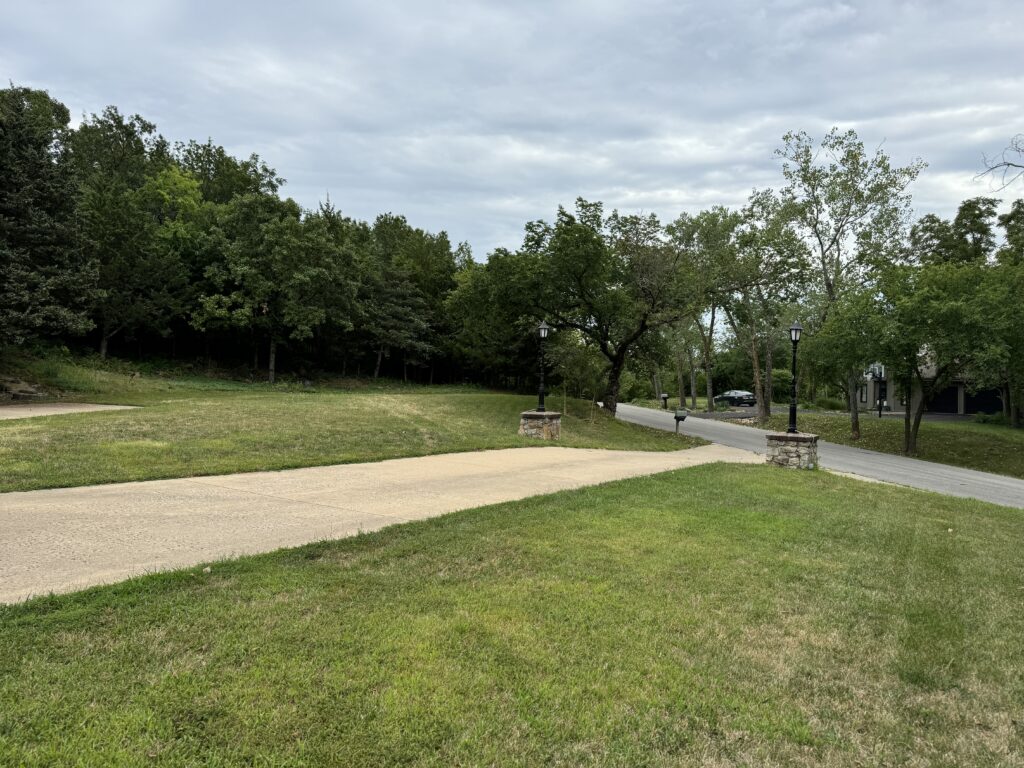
[978,134,1024,190]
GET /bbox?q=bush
[770,368,792,402]
[814,396,845,411]
[973,411,1008,425]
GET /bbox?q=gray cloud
[3,0,1020,255]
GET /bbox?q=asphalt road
[617,403,1024,510]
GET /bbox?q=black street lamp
[869,363,886,419]
[787,320,803,434]
[536,320,551,412]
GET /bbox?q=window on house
[859,384,867,403]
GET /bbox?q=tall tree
[73,107,186,357]
[777,127,925,438]
[175,139,282,205]
[667,207,743,412]
[534,199,691,414]
[726,190,809,422]
[194,194,354,382]
[0,86,97,347]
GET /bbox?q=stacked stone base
[766,432,818,469]
[519,410,561,440]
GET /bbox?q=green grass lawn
[2,464,1021,766]
[0,356,702,492]
[748,412,1024,480]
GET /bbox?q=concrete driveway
[0,403,136,420]
[0,444,758,604]
[616,403,1024,510]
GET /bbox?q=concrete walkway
[0,403,136,420]
[617,404,1024,510]
[0,444,758,604]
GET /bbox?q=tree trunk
[403,355,408,383]
[705,362,714,412]
[603,356,626,415]
[267,338,277,384]
[765,345,773,415]
[99,335,108,360]
[903,376,913,454]
[908,397,927,456]
[1011,387,1021,428]
[650,370,661,402]
[703,308,716,412]
[675,353,686,408]
[1002,384,1011,419]
[374,346,384,379]
[429,364,434,386]
[341,352,347,378]
[688,351,698,410]
[848,373,861,440]
[750,335,768,424]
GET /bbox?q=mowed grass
[750,412,1024,479]
[2,464,1022,766]
[0,358,701,492]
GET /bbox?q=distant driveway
[616,403,1024,510]
[0,403,136,420]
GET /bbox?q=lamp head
[789,320,803,344]
[538,320,551,339]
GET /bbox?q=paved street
[0,444,759,603]
[617,403,1024,510]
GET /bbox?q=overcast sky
[3,1,1019,255]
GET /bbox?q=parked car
[714,390,757,407]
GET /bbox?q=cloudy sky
[3,1,1019,255]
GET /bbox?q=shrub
[814,396,845,411]
[771,368,792,402]
[973,411,1008,425]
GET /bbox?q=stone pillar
[766,432,819,469]
[519,410,561,440]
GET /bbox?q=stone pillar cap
[766,432,819,442]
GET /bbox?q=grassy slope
[753,412,1024,480]
[0,356,702,492]
[2,464,1022,766]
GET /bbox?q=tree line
[2,84,1022,453]
[1,85,465,383]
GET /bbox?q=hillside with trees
[2,83,1022,449]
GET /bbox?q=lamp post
[787,321,803,434]
[869,363,885,419]
[536,320,550,412]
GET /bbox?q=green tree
[195,195,354,382]
[878,260,989,454]
[372,214,456,381]
[725,190,809,422]
[666,206,743,412]
[445,248,538,387]
[0,85,97,346]
[73,107,187,357]
[777,127,925,438]
[534,199,692,414]
[175,139,282,204]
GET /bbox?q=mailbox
[674,409,688,433]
